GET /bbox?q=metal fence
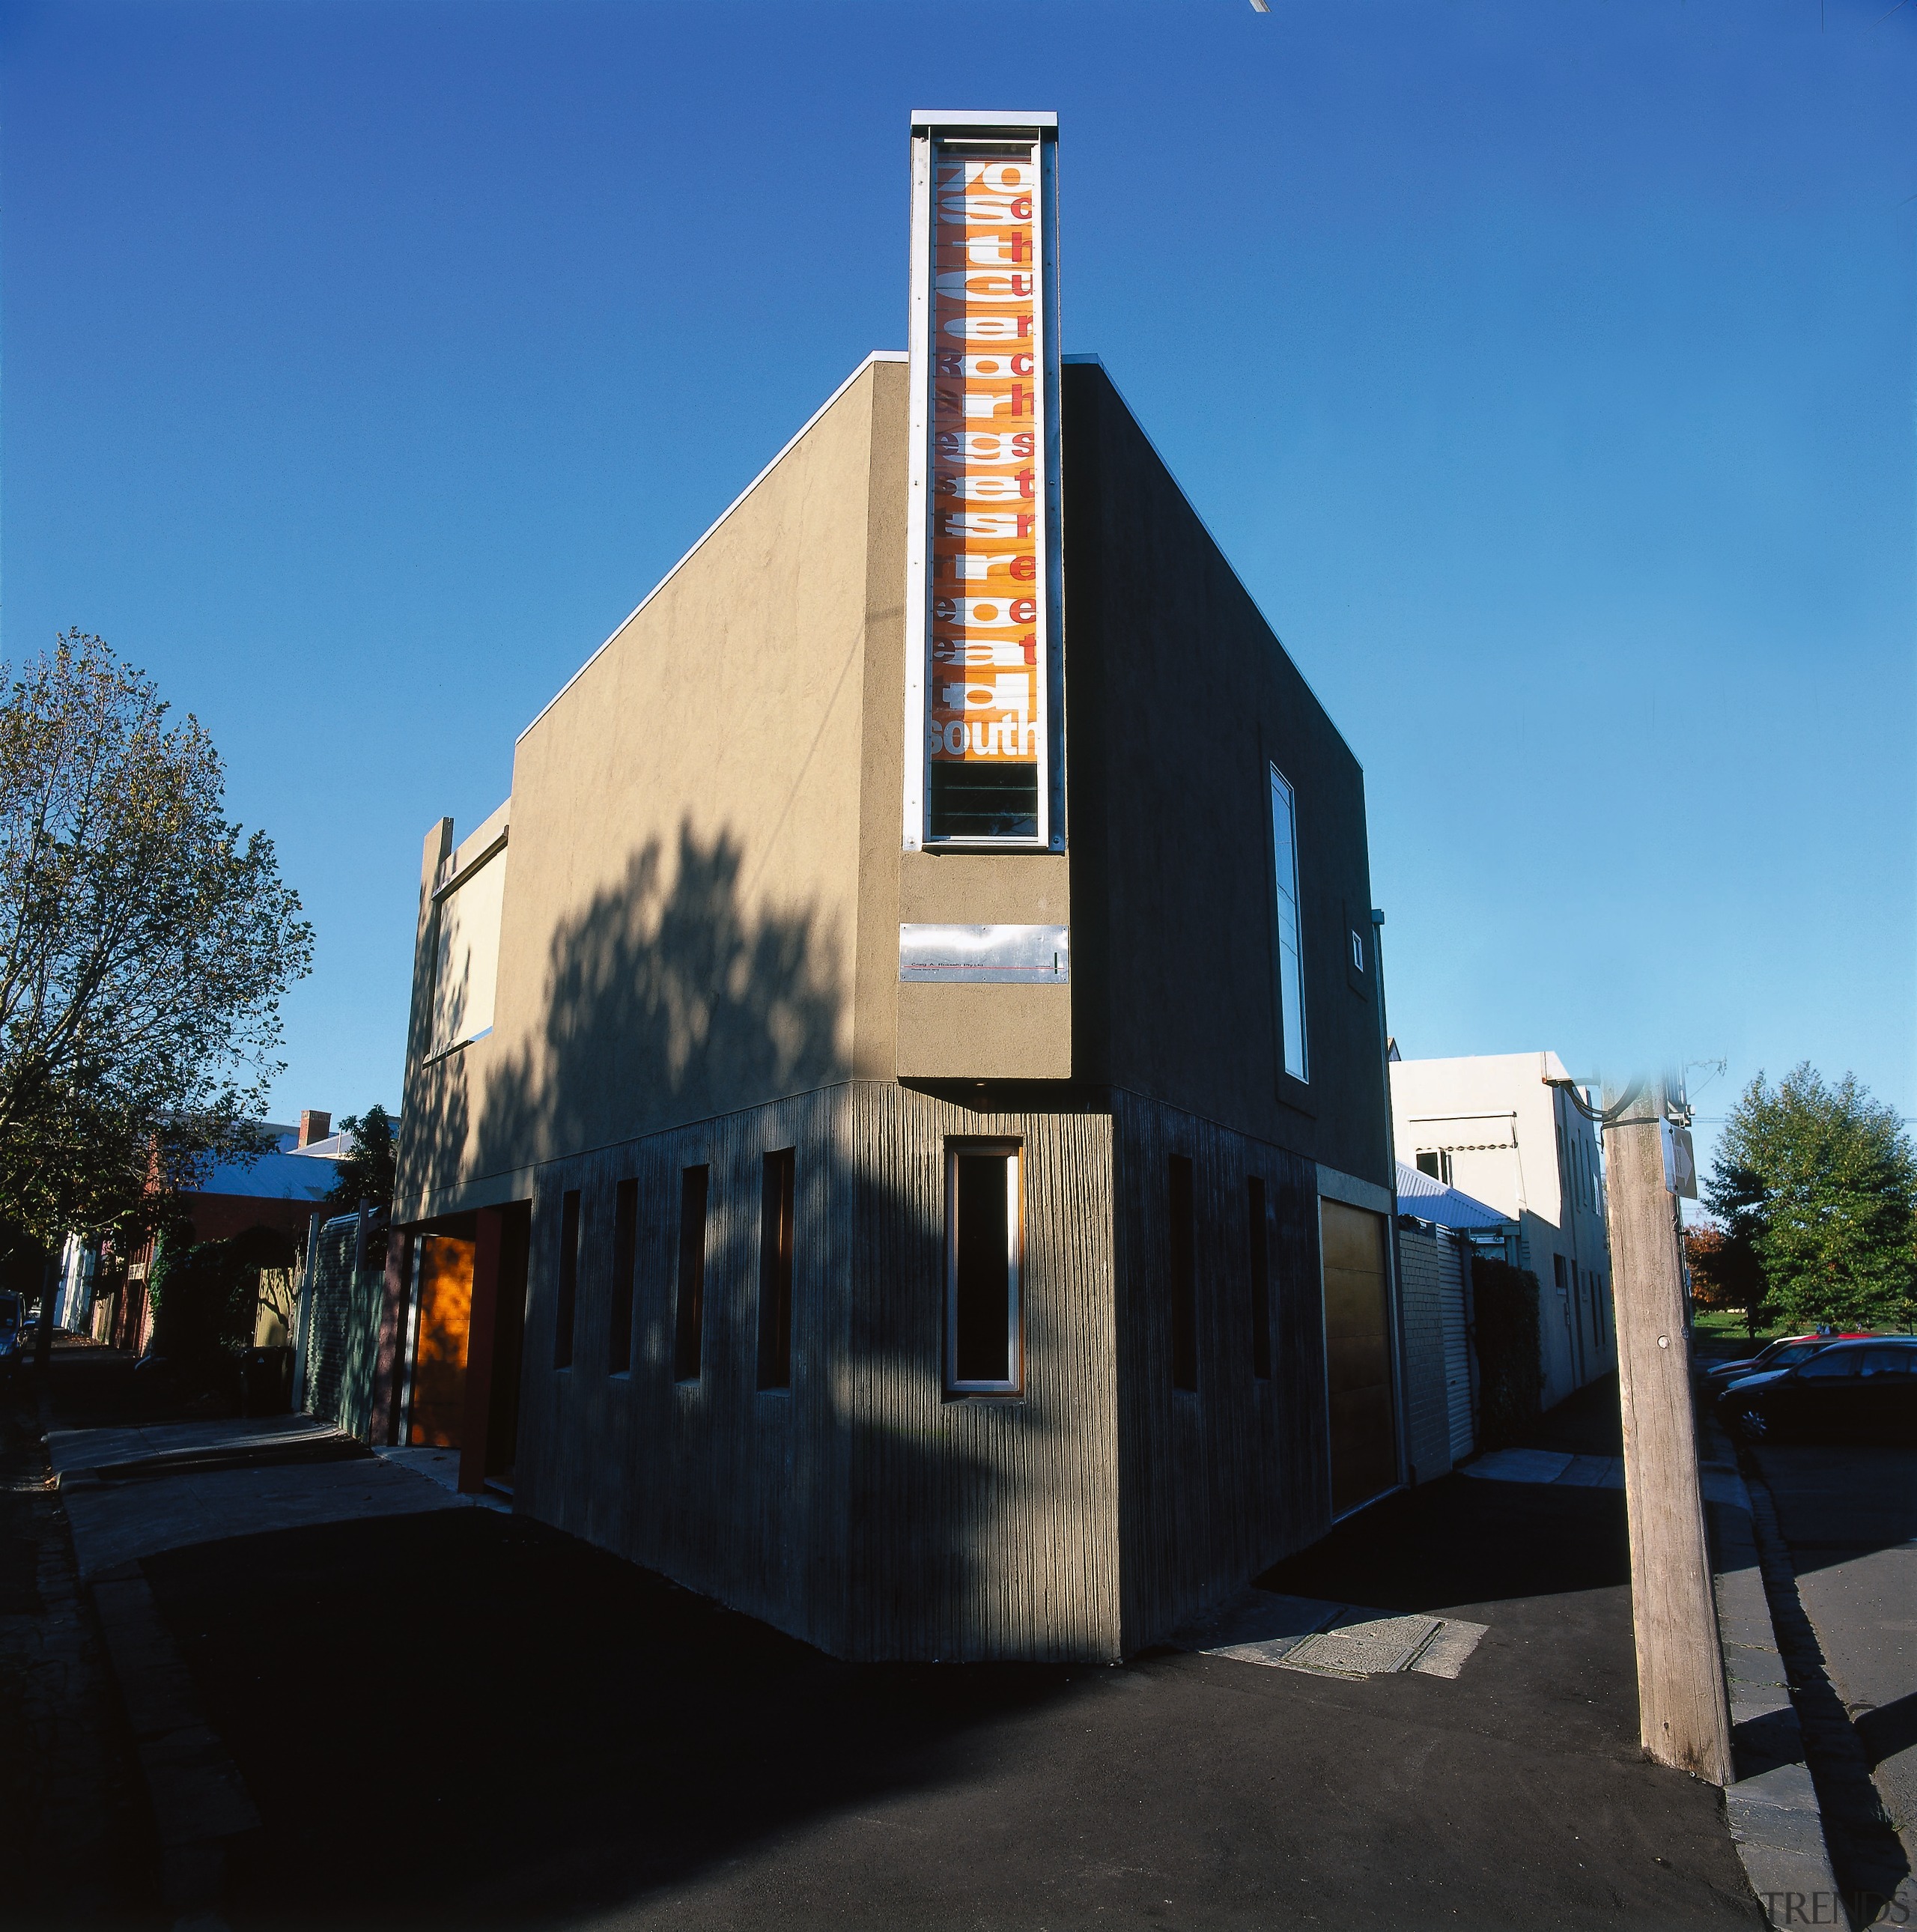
[296,1211,383,1441]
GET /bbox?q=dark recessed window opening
[1269,765,1307,1082]
[759,1149,795,1391]
[674,1165,709,1383]
[608,1178,637,1373]
[1170,1155,1197,1392]
[946,1143,1021,1393]
[1248,1176,1272,1381]
[553,1189,580,1370]
[928,761,1039,842]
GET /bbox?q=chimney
[299,1109,332,1149]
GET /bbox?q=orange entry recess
[410,1235,475,1448]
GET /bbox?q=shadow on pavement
[132,1439,1766,1931]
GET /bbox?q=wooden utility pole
[1606,1072,1733,1784]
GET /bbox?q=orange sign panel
[930,155,1041,777]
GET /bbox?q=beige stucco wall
[895,852,1072,1079]
[1389,1050,1615,1407]
[401,357,909,1218]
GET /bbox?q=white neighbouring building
[1389,1051,1615,1412]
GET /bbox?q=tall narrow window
[1170,1155,1197,1392]
[553,1189,580,1369]
[1247,1176,1272,1381]
[758,1149,795,1391]
[945,1143,1021,1394]
[1269,765,1307,1082]
[608,1179,637,1373]
[674,1165,708,1382]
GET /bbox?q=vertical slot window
[1170,1155,1198,1391]
[553,1190,580,1370]
[674,1165,708,1383]
[945,1143,1021,1394]
[758,1150,795,1391]
[1269,765,1308,1083]
[608,1179,637,1373]
[1248,1176,1272,1381]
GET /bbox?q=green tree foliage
[1707,1066,1917,1332]
[1471,1255,1543,1448]
[0,634,313,1253]
[323,1105,396,1213]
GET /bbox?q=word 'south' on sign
[904,111,1063,851]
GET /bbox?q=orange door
[410,1236,476,1448]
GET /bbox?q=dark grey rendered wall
[1060,360,1394,1640]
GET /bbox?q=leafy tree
[1683,1215,1767,1337]
[1707,1066,1917,1332]
[0,634,312,1337]
[323,1105,396,1214]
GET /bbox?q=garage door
[1321,1199,1397,1516]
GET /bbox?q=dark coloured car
[1697,1331,1874,1397]
[1716,1337,1917,1445]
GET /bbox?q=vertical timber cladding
[904,111,1063,850]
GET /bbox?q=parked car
[1697,1331,1874,1397]
[1716,1337,1917,1445]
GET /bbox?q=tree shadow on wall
[405,821,848,1187]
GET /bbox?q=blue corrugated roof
[1395,1161,1510,1231]
[192,1148,341,1203]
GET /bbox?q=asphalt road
[133,1462,1764,1931]
[1748,1442,1917,1912]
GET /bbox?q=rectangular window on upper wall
[758,1149,795,1391]
[553,1190,580,1370]
[945,1143,1022,1395]
[431,844,507,1056]
[674,1165,709,1383]
[1552,1254,1568,1292]
[1170,1155,1198,1392]
[1269,766,1307,1082]
[1247,1176,1272,1382]
[608,1179,637,1374]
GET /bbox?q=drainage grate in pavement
[1175,1588,1490,1682]
[1282,1611,1442,1680]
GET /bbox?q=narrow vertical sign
[905,112,1061,850]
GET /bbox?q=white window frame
[944,1140,1024,1395]
[1269,764,1308,1083]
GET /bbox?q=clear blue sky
[5,0,1913,1167]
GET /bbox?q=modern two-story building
[374,112,1400,1662]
